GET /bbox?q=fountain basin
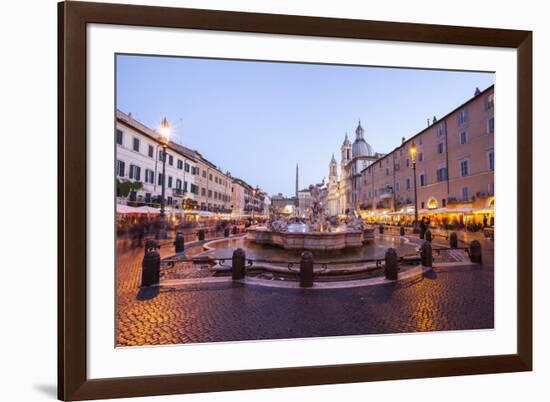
[247,226,374,251]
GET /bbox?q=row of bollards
[140,233,483,288]
[229,248,314,287]
[175,226,243,248]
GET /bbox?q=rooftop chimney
[427,118,430,127]
[475,87,481,96]
[433,116,437,124]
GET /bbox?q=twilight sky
[116,55,494,197]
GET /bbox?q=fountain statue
[308,184,325,232]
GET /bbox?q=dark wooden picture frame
[58,1,532,400]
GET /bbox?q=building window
[176,179,182,190]
[418,152,424,162]
[406,177,411,190]
[158,173,163,186]
[145,169,154,184]
[419,173,427,187]
[202,170,207,178]
[209,173,213,181]
[406,159,410,168]
[167,176,173,188]
[459,131,468,144]
[395,181,400,192]
[129,164,141,181]
[461,187,469,201]
[488,150,495,171]
[208,189,212,198]
[386,168,389,176]
[158,150,164,161]
[201,187,206,196]
[183,181,188,192]
[436,167,448,182]
[436,122,446,137]
[458,109,468,125]
[148,145,154,158]
[437,142,444,154]
[460,159,469,177]
[116,160,125,177]
[191,184,198,194]
[177,159,183,169]
[168,155,173,166]
[185,163,190,173]
[488,117,495,133]
[116,129,123,145]
[132,137,140,152]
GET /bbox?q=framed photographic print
[58,1,532,400]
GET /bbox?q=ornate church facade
[327,121,383,216]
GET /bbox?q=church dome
[352,120,374,158]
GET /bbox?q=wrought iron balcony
[172,188,186,197]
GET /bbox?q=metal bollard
[449,232,458,248]
[379,225,384,234]
[197,229,205,241]
[231,248,246,280]
[300,251,314,288]
[385,248,399,280]
[420,240,433,267]
[399,226,405,236]
[425,230,432,243]
[143,238,158,254]
[224,227,230,237]
[469,240,482,263]
[174,231,185,253]
[141,239,160,287]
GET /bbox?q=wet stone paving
[116,235,494,347]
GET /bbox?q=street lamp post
[157,117,170,239]
[410,142,419,226]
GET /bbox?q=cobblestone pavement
[116,234,494,346]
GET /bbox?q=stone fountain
[247,184,374,251]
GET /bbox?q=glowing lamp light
[159,117,171,144]
[409,141,417,163]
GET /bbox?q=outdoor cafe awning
[116,204,160,215]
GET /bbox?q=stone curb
[157,264,433,290]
